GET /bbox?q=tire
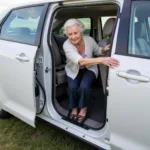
[0,106,11,118]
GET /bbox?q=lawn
[0,117,98,150]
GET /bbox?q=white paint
[0,0,37,13]
[0,40,37,127]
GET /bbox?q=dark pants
[67,68,96,109]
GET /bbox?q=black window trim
[0,3,49,47]
[115,0,150,59]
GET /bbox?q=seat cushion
[56,64,65,71]
[98,39,110,48]
[56,70,67,85]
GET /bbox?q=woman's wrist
[101,49,107,55]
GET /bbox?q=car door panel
[107,0,150,149]
[0,4,48,127]
[0,40,37,127]
[108,55,150,150]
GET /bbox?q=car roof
[0,0,123,19]
[10,0,124,8]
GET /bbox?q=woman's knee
[79,82,91,89]
[67,77,79,89]
[68,83,79,89]
[80,71,96,88]
[79,78,94,88]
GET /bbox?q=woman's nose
[71,34,76,39]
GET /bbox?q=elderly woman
[63,19,119,123]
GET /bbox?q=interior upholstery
[56,5,117,19]
[98,18,116,93]
[53,34,67,63]
[18,27,35,44]
[51,4,118,129]
[135,22,150,56]
[103,18,116,38]
[51,35,63,66]
[51,35,67,85]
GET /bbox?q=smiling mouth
[72,39,78,42]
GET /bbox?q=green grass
[0,117,97,150]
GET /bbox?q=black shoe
[67,111,78,121]
[77,114,87,125]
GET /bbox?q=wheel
[0,106,11,118]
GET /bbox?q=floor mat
[57,87,105,125]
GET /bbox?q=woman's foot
[70,108,78,120]
[78,107,87,123]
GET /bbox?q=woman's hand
[101,44,110,55]
[100,57,119,68]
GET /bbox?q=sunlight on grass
[0,117,97,150]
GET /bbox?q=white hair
[63,18,85,35]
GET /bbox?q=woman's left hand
[102,44,110,55]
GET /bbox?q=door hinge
[36,57,43,67]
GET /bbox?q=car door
[0,4,48,127]
[107,0,150,150]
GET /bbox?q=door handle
[117,71,150,82]
[15,53,30,62]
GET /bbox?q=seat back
[53,34,67,64]
[18,27,31,43]
[51,34,67,87]
[51,35,63,66]
[98,18,116,47]
[98,18,116,94]
[135,22,150,56]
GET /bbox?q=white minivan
[0,0,150,149]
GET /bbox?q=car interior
[49,4,118,130]
[131,5,150,56]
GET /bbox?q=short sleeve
[63,41,82,64]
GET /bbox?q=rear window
[59,18,91,36]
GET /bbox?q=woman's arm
[78,57,119,67]
[92,37,110,56]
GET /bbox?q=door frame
[0,3,49,127]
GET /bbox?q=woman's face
[67,24,82,45]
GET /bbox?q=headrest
[103,18,116,37]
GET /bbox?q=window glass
[0,6,44,45]
[128,2,150,57]
[59,18,91,36]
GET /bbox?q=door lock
[45,67,51,73]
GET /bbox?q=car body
[0,0,150,150]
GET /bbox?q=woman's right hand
[100,57,120,67]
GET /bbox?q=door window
[128,2,150,57]
[0,6,44,45]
